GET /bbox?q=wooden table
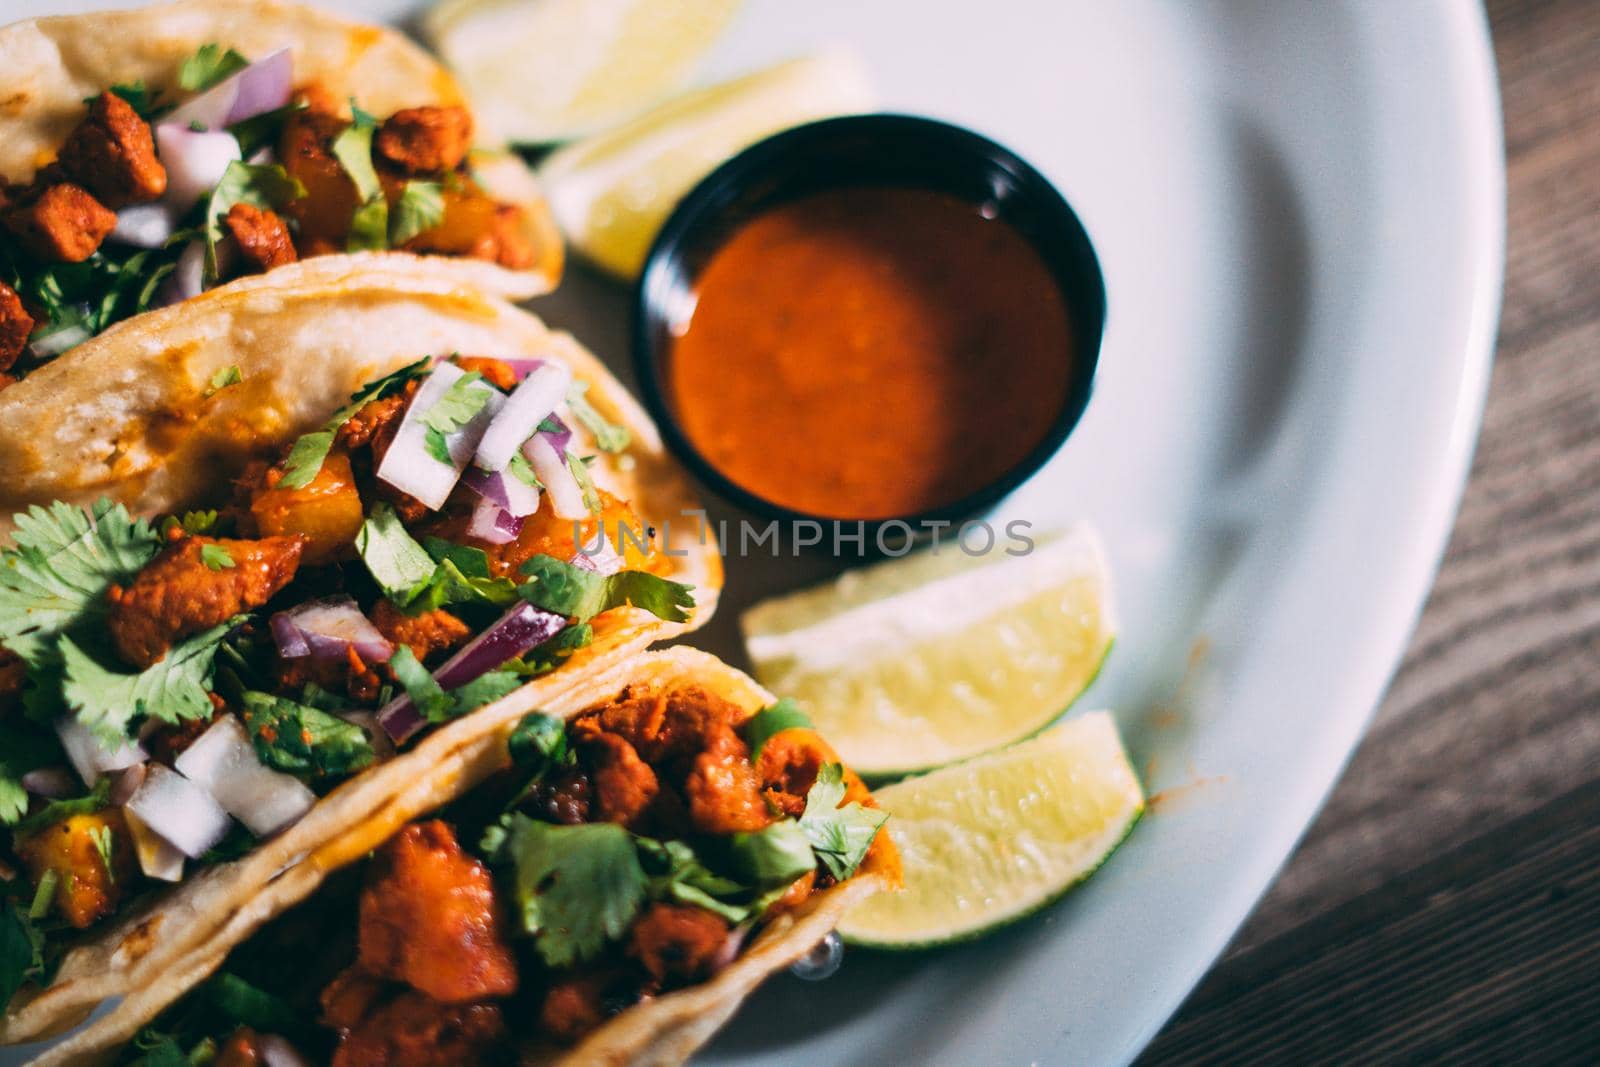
[1139,1,1600,1061]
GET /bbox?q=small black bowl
[631,113,1106,538]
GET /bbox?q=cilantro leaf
[446,670,522,716]
[565,380,630,453]
[15,779,110,837]
[519,555,694,624]
[507,711,569,772]
[239,691,375,779]
[178,44,250,93]
[161,510,220,539]
[355,504,437,601]
[203,972,306,1037]
[566,452,601,514]
[278,358,431,489]
[409,558,521,614]
[101,82,160,119]
[725,820,816,887]
[199,543,234,571]
[494,815,646,968]
[421,371,490,438]
[637,837,751,924]
[124,1032,196,1067]
[506,450,541,488]
[798,763,888,881]
[90,824,116,885]
[60,621,236,747]
[740,698,814,760]
[387,645,451,723]
[330,122,388,252]
[204,365,241,398]
[391,181,444,245]
[0,900,43,1010]
[227,99,307,158]
[0,721,64,825]
[422,426,453,465]
[0,499,161,666]
[502,621,593,678]
[204,162,305,283]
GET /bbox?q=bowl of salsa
[633,114,1105,531]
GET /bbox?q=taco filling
[0,41,546,383]
[113,690,893,1065]
[0,354,690,1012]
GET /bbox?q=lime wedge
[839,712,1143,948]
[537,52,875,277]
[741,525,1116,777]
[424,0,742,144]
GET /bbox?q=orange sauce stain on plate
[667,187,1073,520]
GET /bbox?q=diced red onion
[225,48,294,124]
[541,414,573,456]
[20,767,77,799]
[376,602,567,743]
[525,434,585,519]
[125,764,232,859]
[463,465,540,518]
[377,363,505,510]
[467,495,522,545]
[271,596,394,665]
[28,316,93,359]
[164,47,293,132]
[123,807,185,883]
[108,762,148,807]
[55,715,146,787]
[497,357,549,382]
[174,716,316,838]
[574,531,624,576]
[156,125,242,212]
[111,202,177,248]
[474,361,572,472]
[258,1034,311,1067]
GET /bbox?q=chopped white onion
[155,125,241,212]
[28,320,93,359]
[20,767,77,799]
[174,716,316,838]
[463,466,540,518]
[466,495,521,544]
[125,764,232,859]
[257,1034,311,1067]
[376,363,505,510]
[474,361,572,472]
[111,202,177,249]
[525,434,585,519]
[123,807,185,883]
[160,238,208,306]
[163,47,293,132]
[55,716,146,788]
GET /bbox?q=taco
[0,283,720,1045]
[28,647,899,1067]
[0,0,562,383]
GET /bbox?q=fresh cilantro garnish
[198,822,256,864]
[227,99,307,158]
[501,621,593,677]
[124,1032,196,1067]
[740,699,813,760]
[519,555,693,624]
[90,824,116,885]
[798,763,887,880]
[491,815,647,969]
[239,691,375,779]
[60,620,237,747]
[0,900,44,1010]
[507,711,570,772]
[0,722,63,825]
[278,358,432,489]
[506,450,541,488]
[355,505,437,602]
[386,646,451,723]
[202,972,306,1037]
[0,498,161,667]
[160,510,220,539]
[349,102,381,130]
[566,452,601,514]
[390,181,444,245]
[637,837,751,924]
[725,820,816,887]
[331,121,388,252]
[26,873,57,924]
[419,371,490,465]
[178,44,250,93]
[15,780,110,837]
[566,380,630,453]
[447,670,523,715]
[204,365,241,398]
[199,543,234,571]
[0,237,186,360]
[204,162,305,283]
[100,82,159,119]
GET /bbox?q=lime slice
[839,712,1143,948]
[537,52,875,277]
[424,0,742,144]
[741,524,1116,777]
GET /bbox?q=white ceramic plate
[3,2,1503,1064]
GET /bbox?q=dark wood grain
[1140,0,1600,1060]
